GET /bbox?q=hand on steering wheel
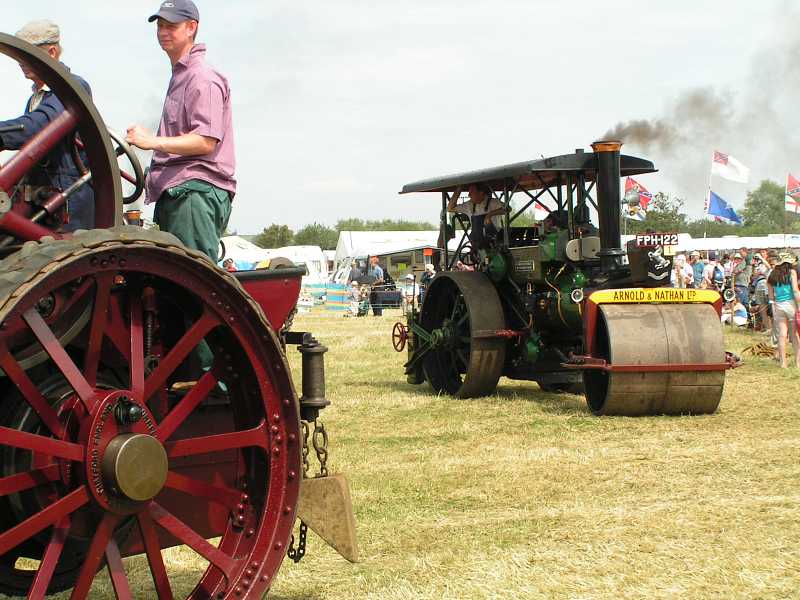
[107,129,145,204]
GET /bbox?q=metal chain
[301,420,311,478]
[286,521,308,563]
[287,419,329,563]
[312,419,329,478]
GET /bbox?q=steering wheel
[107,129,145,204]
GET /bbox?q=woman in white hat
[767,253,800,368]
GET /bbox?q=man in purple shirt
[126,0,235,261]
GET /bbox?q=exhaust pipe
[591,141,625,274]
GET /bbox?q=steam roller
[0,33,356,599]
[395,141,738,415]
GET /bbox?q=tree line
[623,179,800,237]
[249,179,798,250]
[252,218,436,250]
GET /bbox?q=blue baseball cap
[148,0,200,23]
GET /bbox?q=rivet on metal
[246,528,255,537]
[270,425,279,434]
[237,503,245,513]
[272,413,280,423]
[241,493,249,503]
[119,259,127,267]
[261,575,268,582]
[234,586,242,595]
[272,447,281,456]
[251,561,260,569]
[283,505,292,515]
[245,569,254,578]
[288,433,296,443]
[283,398,291,407]
[242,579,250,588]
[274,542,283,550]
[288,471,296,480]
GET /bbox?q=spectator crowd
[671,247,800,368]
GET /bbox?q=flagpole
[785,174,789,249]
[704,151,714,238]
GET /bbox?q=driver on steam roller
[447,183,507,249]
[0,20,95,231]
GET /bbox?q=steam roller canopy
[584,303,725,416]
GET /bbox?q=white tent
[270,245,329,283]
[334,231,440,265]
[220,236,274,268]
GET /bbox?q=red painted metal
[166,422,269,458]
[155,370,218,442]
[22,308,96,412]
[0,464,60,496]
[130,295,145,399]
[0,427,84,462]
[0,348,66,437]
[69,513,119,600]
[27,515,71,599]
[163,470,241,511]
[83,273,113,387]
[149,502,239,578]
[143,310,220,402]
[137,511,174,600]
[473,329,526,339]
[0,210,59,242]
[0,241,303,598]
[0,486,89,557]
[0,111,78,193]
[562,356,730,372]
[105,538,133,599]
[237,273,302,330]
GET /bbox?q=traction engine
[395,142,738,415]
[0,34,355,599]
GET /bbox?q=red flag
[787,174,800,214]
[624,177,652,210]
[713,151,729,165]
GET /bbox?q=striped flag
[622,177,652,221]
[786,174,800,214]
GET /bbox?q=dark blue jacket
[0,65,95,231]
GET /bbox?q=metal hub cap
[101,434,168,502]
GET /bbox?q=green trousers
[153,179,232,261]
[154,179,232,372]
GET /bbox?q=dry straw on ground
[15,311,799,599]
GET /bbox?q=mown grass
[265,312,799,600]
[15,310,800,599]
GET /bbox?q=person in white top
[447,184,507,248]
[670,254,694,288]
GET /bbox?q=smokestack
[591,141,625,273]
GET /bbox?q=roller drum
[584,303,725,416]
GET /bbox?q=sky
[0,1,794,234]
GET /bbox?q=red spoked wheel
[391,322,408,353]
[0,228,301,599]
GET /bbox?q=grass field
[18,310,800,599]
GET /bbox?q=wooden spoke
[136,510,174,600]
[83,273,114,387]
[163,471,241,511]
[165,421,268,459]
[0,465,60,497]
[0,427,83,462]
[155,370,218,442]
[27,515,71,600]
[0,349,65,438]
[68,513,119,600]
